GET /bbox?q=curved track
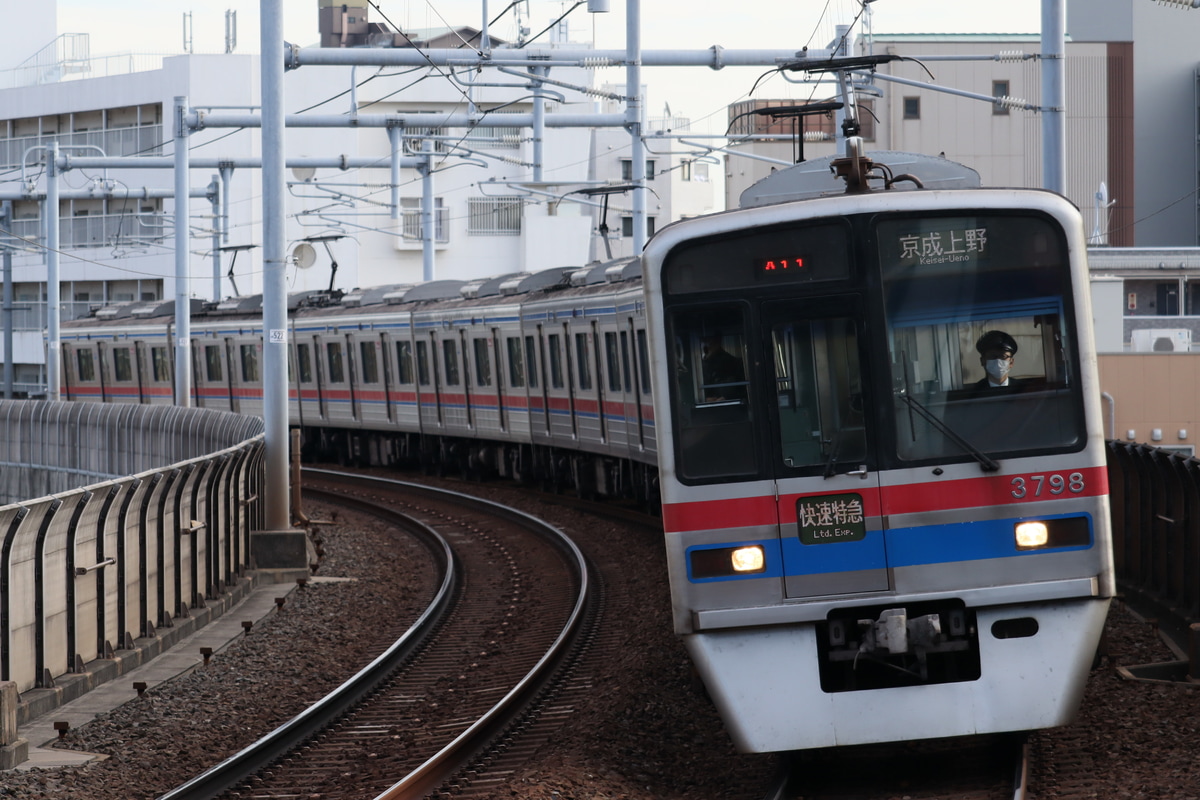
[158,469,594,800]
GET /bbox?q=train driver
[973,329,1020,390]
[700,335,746,402]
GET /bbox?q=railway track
[158,469,595,800]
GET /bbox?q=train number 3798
[1010,473,1086,499]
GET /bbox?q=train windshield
[878,213,1085,463]
[668,305,759,481]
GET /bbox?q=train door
[222,338,240,413]
[761,297,888,598]
[343,331,355,422]
[97,342,111,402]
[623,320,645,449]
[379,332,395,424]
[590,321,608,444]
[133,341,149,403]
[458,330,474,429]
[533,325,552,436]
[310,335,327,420]
[489,329,506,433]
[420,331,443,427]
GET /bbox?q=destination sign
[796,492,867,545]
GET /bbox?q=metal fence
[0,125,164,167]
[0,401,264,693]
[1106,441,1200,625]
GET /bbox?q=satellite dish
[292,242,317,269]
[291,165,316,182]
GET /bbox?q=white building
[0,3,713,396]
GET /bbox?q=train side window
[416,341,430,385]
[668,306,758,480]
[548,334,564,389]
[296,343,312,383]
[605,332,622,392]
[396,341,414,384]
[205,345,224,382]
[76,349,96,382]
[442,339,460,385]
[575,333,592,391]
[326,342,345,383]
[473,338,492,386]
[151,346,171,382]
[113,347,133,381]
[506,337,525,388]
[524,336,538,389]
[240,344,260,382]
[636,329,652,396]
[359,341,379,384]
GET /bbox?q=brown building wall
[1097,353,1200,448]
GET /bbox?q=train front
[641,188,1114,752]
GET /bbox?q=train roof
[739,151,981,207]
[62,256,643,333]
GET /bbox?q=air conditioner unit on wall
[1130,328,1192,352]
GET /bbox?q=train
[58,140,1114,753]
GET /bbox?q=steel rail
[155,482,455,800]
[156,468,590,800]
[302,470,593,800]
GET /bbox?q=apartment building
[0,4,712,396]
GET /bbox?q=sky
[56,0,1044,134]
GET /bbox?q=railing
[6,210,168,252]
[0,125,165,168]
[0,49,172,91]
[0,401,265,693]
[1106,441,1200,625]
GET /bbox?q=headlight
[690,544,766,578]
[730,546,765,572]
[1014,521,1049,548]
[1014,516,1091,551]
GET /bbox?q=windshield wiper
[894,389,999,472]
[822,429,843,479]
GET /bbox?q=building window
[620,159,657,181]
[903,97,920,120]
[621,216,657,238]
[467,196,522,236]
[992,80,1010,116]
[400,198,448,242]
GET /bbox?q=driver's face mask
[985,358,1012,382]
